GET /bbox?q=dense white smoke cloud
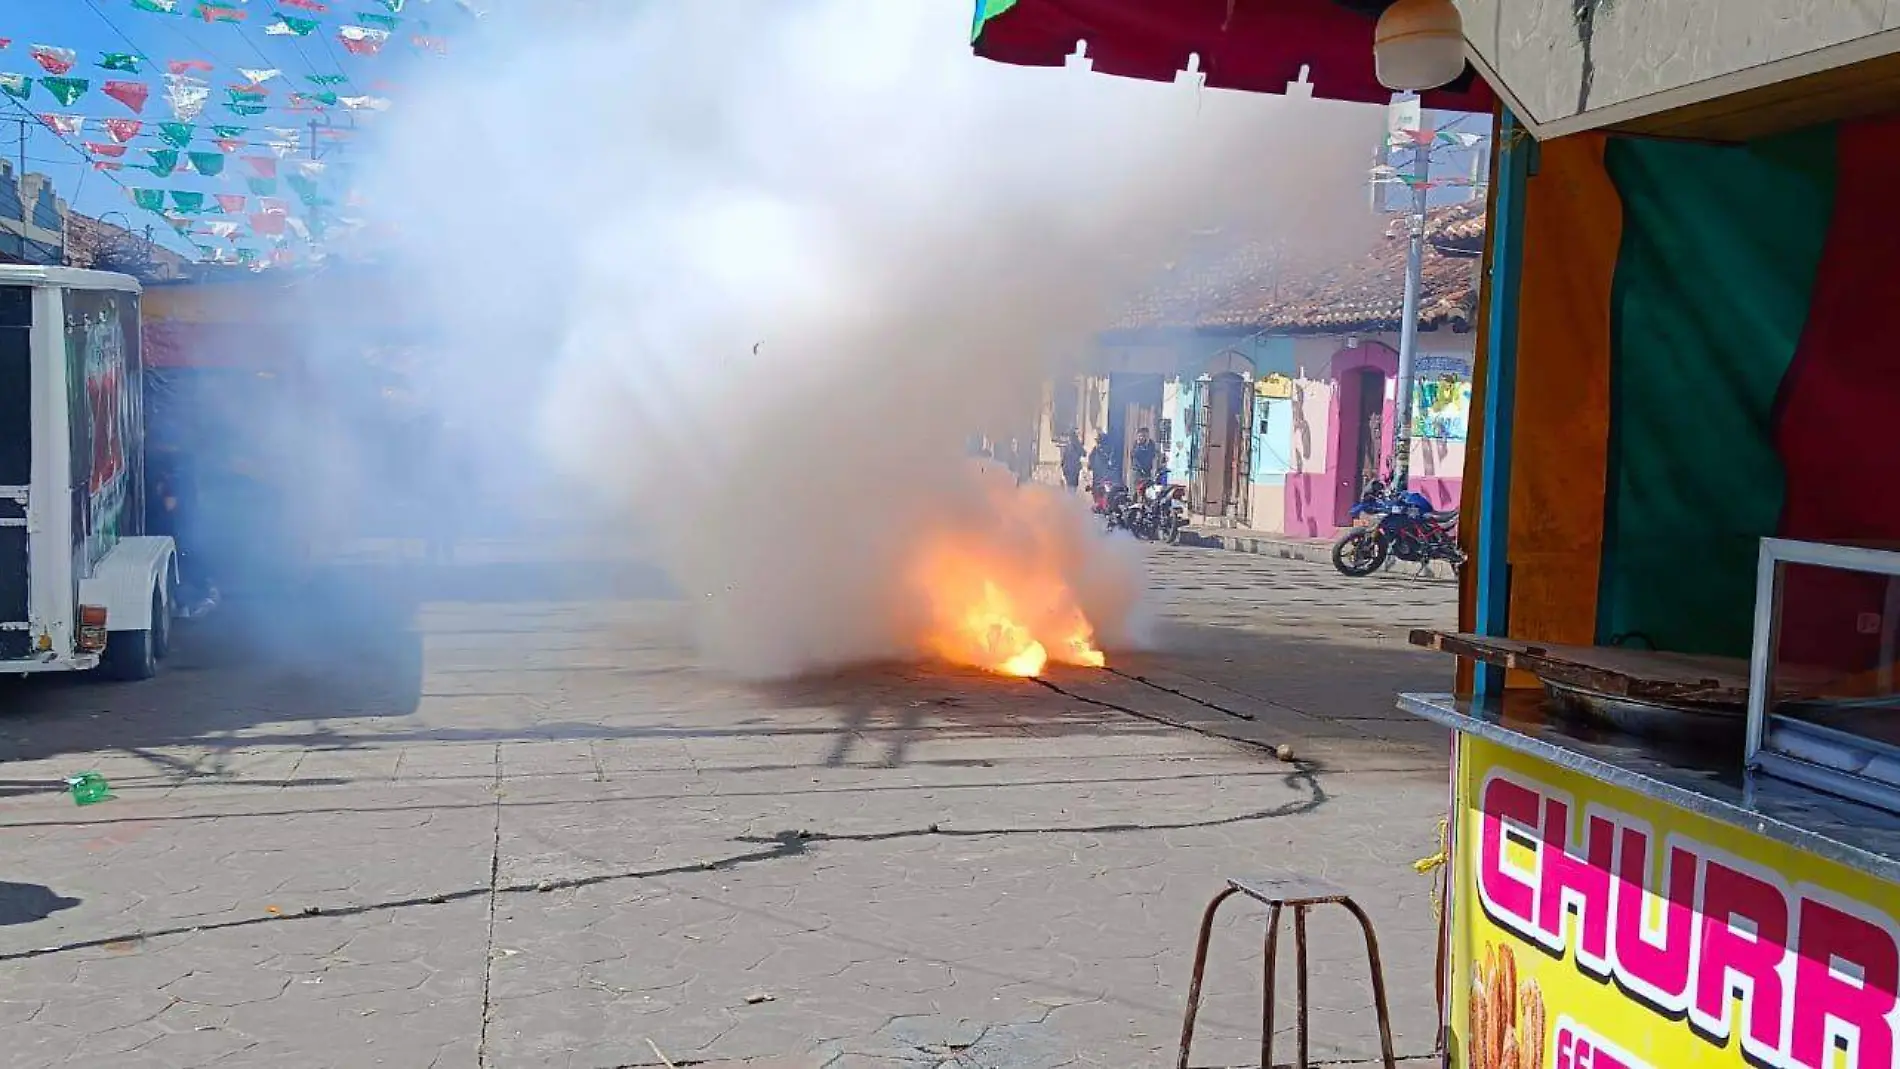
[365,0,1381,677]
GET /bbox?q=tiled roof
[1115,199,1485,335]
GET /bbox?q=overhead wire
[18,0,467,264]
[69,0,384,259]
[0,99,165,250]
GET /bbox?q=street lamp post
[1391,144,1429,493]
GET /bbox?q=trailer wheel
[102,587,163,681]
[152,583,173,661]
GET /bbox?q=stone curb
[1185,529,1459,580]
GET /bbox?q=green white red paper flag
[39,78,89,107]
[165,76,210,120]
[158,122,195,147]
[267,15,320,36]
[196,4,248,23]
[30,47,77,75]
[337,26,390,55]
[187,152,225,176]
[171,191,207,214]
[99,53,143,73]
[40,114,84,135]
[145,148,179,176]
[130,188,166,212]
[105,118,143,142]
[103,80,150,112]
[131,0,182,13]
[0,74,30,101]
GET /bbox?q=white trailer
[0,266,176,680]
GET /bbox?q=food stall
[969,2,1900,1065]
[1392,19,1900,1069]
[1406,103,1900,1068]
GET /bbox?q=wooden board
[1408,630,1826,708]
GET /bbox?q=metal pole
[1392,142,1429,491]
[1473,111,1530,702]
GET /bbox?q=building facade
[1036,200,1484,538]
[0,161,67,266]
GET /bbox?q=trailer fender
[80,536,177,633]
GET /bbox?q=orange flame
[909,536,1106,678]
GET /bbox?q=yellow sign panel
[1452,735,1900,1069]
[1256,373,1293,399]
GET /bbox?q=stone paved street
[0,536,1456,1068]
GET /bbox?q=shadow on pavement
[747,616,1453,772]
[0,554,676,768]
[1123,618,1455,723]
[0,562,427,766]
[0,881,81,926]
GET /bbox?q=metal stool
[1176,876,1397,1069]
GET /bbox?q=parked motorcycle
[1104,481,1190,543]
[1331,479,1465,577]
[1141,482,1190,544]
[1095,481,1132,532]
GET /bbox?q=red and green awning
[971,0,1493,112]
[1505,117,1900,668]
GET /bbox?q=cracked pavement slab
[0,537,1454,1067]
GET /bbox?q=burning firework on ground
[905,473,1116,678]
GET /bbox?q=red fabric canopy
[973,0,1493,113]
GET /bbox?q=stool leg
[1259,903,1282,1069]
[1177,887,1238,1069]
[1340,898,1399,1069]
[1294,905,1310,1069]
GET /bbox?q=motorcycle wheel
[1331,527,1388,577]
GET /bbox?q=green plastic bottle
[67,772,111,806]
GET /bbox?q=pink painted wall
[1322,343,1398,526]
[1408,437,1465,510]
[1275,345,1466,537]
[1281,378,1333,537]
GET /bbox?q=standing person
[1086,432,1115,487]
[1058,429,1084,491]
[146,444,216,617]
[1130,426,1160,486]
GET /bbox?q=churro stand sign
[1453,736,1900,1069]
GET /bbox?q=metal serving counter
[1401,688,1900,883]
